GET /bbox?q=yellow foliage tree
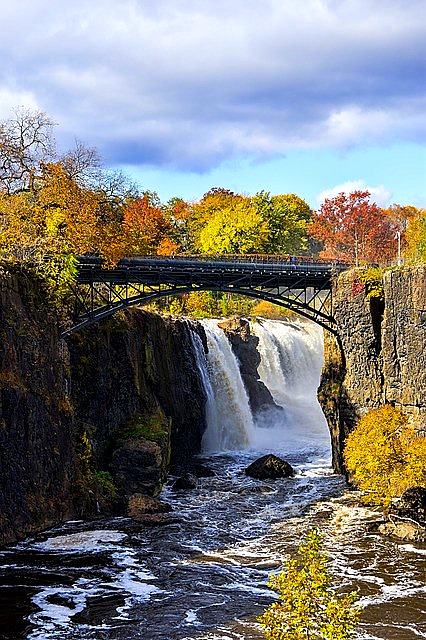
[258,529,361,640]
[404,210,426,263]
[343,405,426,506]
[197,199,269,254]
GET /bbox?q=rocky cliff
[217,316,279,415]
[0,269,207,545]
[319,265,426,472]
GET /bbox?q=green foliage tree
[258,529,361,640]
[253,191,312,253]
[343,405,426,506]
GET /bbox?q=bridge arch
[61,255,346,337]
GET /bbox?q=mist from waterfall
[195,318,330,456]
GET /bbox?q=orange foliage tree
[122,194,174,255]
[309,191,396,265]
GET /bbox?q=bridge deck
[62,255,350,337]
[77,255,346,286]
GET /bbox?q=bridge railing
[77,253,352,271]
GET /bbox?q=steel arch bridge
[61,254,349,337]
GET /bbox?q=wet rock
[188,463,216,478]
[111,438,166,497]
[245,454,295,480]
[389,487,426,526]
[217,317,280,415]
[238,485,274,495]
[378,520,426,542]
[127,494,173,520]
[172,473,198,490]
[135,513,182,526]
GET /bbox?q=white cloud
[0,0,425,170]
[316,180,392,207]
[0,88,39,120]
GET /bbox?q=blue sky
[1,0,425,209]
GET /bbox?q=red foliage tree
[309,191,396,265]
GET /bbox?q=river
[0,319,424,640]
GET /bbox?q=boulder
[389,487,426,527]
[111,437,166,497]
[188,463,216,478]
[245,454,295,480]
[172,472,198,490]
[127,494,173,520]
[378,520,426,542]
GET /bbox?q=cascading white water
[250,318,330,453]
[198,319,255,452]
[188,326,219,446]
[193,317,330,457]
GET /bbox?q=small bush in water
[258,529,361,640]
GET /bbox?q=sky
[1,0,425,209]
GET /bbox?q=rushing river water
[0,319,425,640]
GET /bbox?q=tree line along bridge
[61,254,351,338]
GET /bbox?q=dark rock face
[68,311,208,476]
[319,267,426,473]
[111,438,167,497]
[245,454,295,479]
[217,317,280,415]
[0,269,208,545]
[0,271,76,545]
[390,487,426,527]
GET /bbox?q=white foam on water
[184,609,203,626]
[400,544,426,556]
[28,583,100,639]
[358,582,426,607]
[30,530,127,553]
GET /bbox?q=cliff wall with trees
[319,265,426,472]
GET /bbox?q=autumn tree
[344,405,426,506]
[253,191,312,254]
[309,191,396,265]
[191,188,242,245]
[258,529,361,640]
[122,193,174,255]
[402,208,426,263]
[163,197,194,252]
[197,197,269,254]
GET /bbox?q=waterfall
[191,317,329,456]
[197,319,255,452]
[188,327,218,449]
[250,318,330,453]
